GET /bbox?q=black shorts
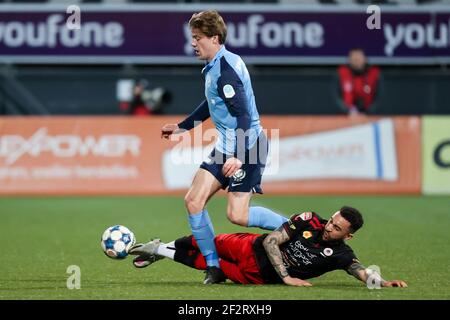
[200,132,268,194]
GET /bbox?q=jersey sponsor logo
[302,231,312,239]
[232,169,246,182]
[223,84,235,98]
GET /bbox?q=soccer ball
[101,225,136,259]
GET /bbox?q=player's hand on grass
[161,124,181,139]
[222,157,242,178]
[382,280,408,288]
[283,276,313,287]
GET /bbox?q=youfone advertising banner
[422,116,450,195]
[0,116,420,196]
[0,4,449,64]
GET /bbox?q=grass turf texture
[0,195,449,300]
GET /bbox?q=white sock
[156,241,176,260]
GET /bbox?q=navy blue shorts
[200,132,268,194]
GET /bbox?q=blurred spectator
[335,48,382,116]
[118,79,171,116]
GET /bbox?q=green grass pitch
[0,195,449,300]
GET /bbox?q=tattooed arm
[347,262,371,284]
[263,227,312,287]
[347,262,408,288]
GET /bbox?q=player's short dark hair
[189,10,227,44]
[340,206,364,233]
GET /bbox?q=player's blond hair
[189,10,227,44]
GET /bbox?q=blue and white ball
[101,225,136,259]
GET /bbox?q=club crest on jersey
[303,231,312,239]
[223,84,235,98]
[232,169,246,182]
[322,248,333,257]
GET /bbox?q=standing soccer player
[160,11,288,284]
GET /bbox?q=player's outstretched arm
[161,100,210,139]
[263,227,312,287]
[173,100,211,133]
[347,262,408,288]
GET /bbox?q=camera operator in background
[335,48,382,116]
[119,79,171,116]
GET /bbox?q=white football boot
[129,239,165,268]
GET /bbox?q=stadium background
[0,0,449,300]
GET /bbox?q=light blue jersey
[202,46,262,155]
